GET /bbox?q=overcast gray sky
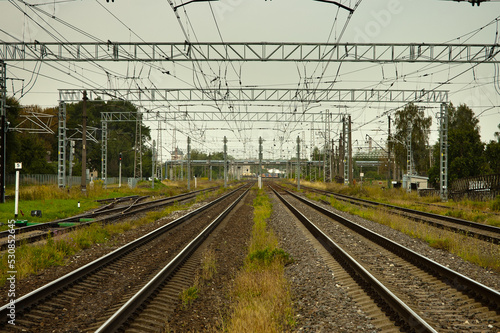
[1,0,499,160]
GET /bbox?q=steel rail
[0,183,248,319]
[0,186,218,239]
[95,185,251,332]
[95,195,141,204]
[300,185,500,244]
[0,187,220,251]
[92,195,146,214]
[282,186,500,310]
[270,185,437,333]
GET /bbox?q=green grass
[1,179,226,229]
[248,247,293,266]
[304,190,500,273]
[0,186,225,288]
[226,187,295,333]
[0,223,111,286]
[180,284,199,309]
[297,180,500,228]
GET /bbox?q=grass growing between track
[303,191,500,273]
[0,187,227,288]
[225,188,295,333]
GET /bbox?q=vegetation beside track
[301,190,500,273]
[226,188,294,333]
[295,180,500,227]
[0,185,229,288]
[0,179,223,228]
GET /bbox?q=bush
[490,196,500,212]
[248,247,293,266]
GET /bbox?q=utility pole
[157,120,163,179]
[187,137,191,190]
[348,115,352,184]
[0,61,6,203]
[259,136,263,180]
[134,115,142,179]
[324,109,331,182]
[439,103,448,201]
[119,152,122,188]
[331,139,335,178]
[387,116,391,189]
[297,136,301,190]
[339,133,344,183]
[223,136,227,188]
[152,140,156,189]
[342,116,349,186]
[69,140,74,188]
[81,90,88,193]
[406,124,413,192]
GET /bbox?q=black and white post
[14,162,21,219]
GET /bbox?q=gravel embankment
[268,192,378,332]
[294,192,500,291]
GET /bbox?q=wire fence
[5,174,122,187]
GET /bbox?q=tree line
[5,96,499,186]
[4,97,153,178]
[391,103,499,187]
[4,97,233,180]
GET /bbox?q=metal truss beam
[67,127,99,143]
[2,42,499,63]
[166,159,323,166]
[13,111,55,134]
[59,88,449,104]
[99,110,342,123]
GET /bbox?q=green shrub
[248,247,293,266]
[490,196,500,212]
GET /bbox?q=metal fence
[6,174,122,187]
[449,174,500,201]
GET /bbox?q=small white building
[403,175,429,190]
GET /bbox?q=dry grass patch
[201,248,217,281]
[228,262,293,333]
[318,193,500,273]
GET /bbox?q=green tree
[190,149,208,177]
[5,97,22,175]
[311,146,324,161]
[485,123,500,174]
[390,103,432,175]
[428,103,487,186]
[65,100,150,178]
[5,98,55,174]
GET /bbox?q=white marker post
[14,162,22,219]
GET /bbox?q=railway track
[296,184,500,244]
[0,186,219,251]
[270,183,500,332]
[0,182,252,332]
